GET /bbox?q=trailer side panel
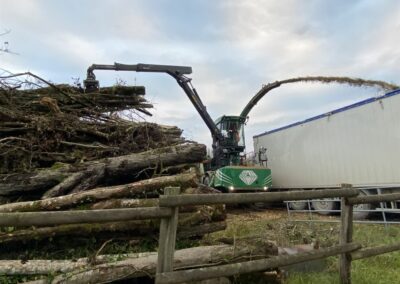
[253,91,400,189]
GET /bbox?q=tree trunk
[89,186,225,217]
[102,143,205,184]
[90,198,160,210]
[0,169,68,196]
[20,242,277,283]
[177,221,227,239]
[0,252,156,275]
[0,143,205,197]
[0,172,198,212]
[0,216,226,244]
[89,198,224,216]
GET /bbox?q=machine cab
[214,116,245,149]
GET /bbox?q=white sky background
[1,0,399,153]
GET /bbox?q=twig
[90,238,114,265]
[0,136,29,143]
[60,141,119,150]
[0,71,88,106]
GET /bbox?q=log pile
[1,240,279,283]
[0,73,227,272]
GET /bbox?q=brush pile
[0,82,180,174]
[0,72,226,251]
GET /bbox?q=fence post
[339,184,354,284]
[156,186,180,282]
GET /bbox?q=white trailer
[253,89,400,216]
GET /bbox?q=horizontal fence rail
[348,192,400,205]
[351,242,400,260]
[159,188,360,207]
[0,207,172,226]
[156,243,361,284]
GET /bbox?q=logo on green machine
[239,170,258,185]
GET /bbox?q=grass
[204,209,400,284]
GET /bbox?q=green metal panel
[210,166,272,191]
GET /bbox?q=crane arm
[86,63,193,75]
[239,81,281,119]
[84,63,222,143]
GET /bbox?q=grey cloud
[0,0,398,152]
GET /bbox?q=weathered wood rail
[0,207,172,226]
[1,185,400,284]
[158,187,360,207]
[156,243,361,284]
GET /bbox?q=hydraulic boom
[84,63,226,167]
[84,62,274,191]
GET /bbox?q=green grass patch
[204,210,400,284]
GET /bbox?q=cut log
[0,214,226,244]
[89,197,203,213]
[20,242,277,283]
[0,252,155,275]
[0,172,198,212]
[90,198,159,210]
[43,163,107,198]
[41,170,96,198]
[89,186,224,216]
[0,169,69,196]
[0,143,205,197]
[89,198,224,216]
[101,143,206,186]
[178,221,227,239]
[0,220,156,244]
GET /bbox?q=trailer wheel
[353,203,373,219]
[288,189,308,210]
[312,199,338,215]
[353,190,374,220]
[288,200,308,211]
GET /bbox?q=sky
[1,0,399,153]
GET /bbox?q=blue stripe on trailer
[253,88,400,138]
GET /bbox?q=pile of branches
[0,73,185,173]
[0,72,227,279]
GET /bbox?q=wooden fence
[0,185,400,284]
